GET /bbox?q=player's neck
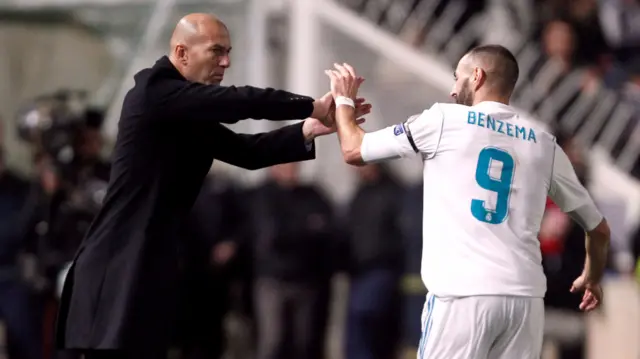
[472,95,510,107]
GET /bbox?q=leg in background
[346,270,401,359]
[0,280,42,359]
[254,278,288,359]
[292,282,330,359]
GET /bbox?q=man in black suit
[55,13,370,359]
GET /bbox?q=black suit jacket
[56,56,316,351]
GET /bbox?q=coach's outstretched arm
[152,80,335,124]
[210,101,371,170]
[549,142,610,312]
[325,63,441,165]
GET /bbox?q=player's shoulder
[423,102,469,118]
[419,102,480,126]
[405,102,465,127]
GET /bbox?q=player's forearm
[583,219,610,284]
[335,105,365,165]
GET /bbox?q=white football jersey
[360,101,603,298]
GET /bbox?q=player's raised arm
[325,63,441,166]
[548,141,610,311]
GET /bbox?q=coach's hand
[302,98,371,141]
[325,62,364,100]
[311,91,334,125]
[570,274,603,312]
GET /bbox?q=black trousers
[0,280,42,359]
[254,278,330,359]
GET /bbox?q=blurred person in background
[596,0,640,90]
[540,17,603,94]
[399,181,425,353]
[31,117,110,284]
[622,58,640,108]
[483,0,537,51]
[17,106,110,359]
[538,0,615,93]
[0,119,40,359]
[538,0,609,66]
[174,172,246,359]
[16,93,110,295]
[535,18,605,117]
[542,19,577,74]
[539,131,590,359]
[598,0,640,64]
[344,163,404,359]
[248,163,336,359]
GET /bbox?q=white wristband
[335,96,355,108]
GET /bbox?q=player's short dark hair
[466,44,519,96]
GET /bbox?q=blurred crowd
[0,0,639,359]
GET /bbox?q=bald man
[325,45,609,359]
[55,13,369,359]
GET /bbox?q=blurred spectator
[621,58,640,177]
[598,0,640,62]
[174,173,247,359]
[542,19,577,74]
[399,181,425,350]
[21,123,110,290]
[622,57,640,112]
[483,0,537,51]
[248,163,336,359]
[344,163,404,359]
[18,121,110,359]
[539,0,610,66]
[539,131,589,359]
[532,18,606,119]
[0,138,40,359]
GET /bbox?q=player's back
[420,101,555,298]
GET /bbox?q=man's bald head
[451,45,519,106]
[170,13,226,49]
[169,13,232,85]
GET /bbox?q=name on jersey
[467,111,537,143]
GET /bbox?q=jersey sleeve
[360,104,443,163]
[548,142,603,231]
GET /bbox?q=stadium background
[0,0,638,358]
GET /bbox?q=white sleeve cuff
[567,203,603,232]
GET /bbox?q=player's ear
[472,67,485,91]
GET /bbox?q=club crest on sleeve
[393,124,405,136]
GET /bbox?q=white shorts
[418,293,544,359]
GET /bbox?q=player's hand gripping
[570,274,603,312]
[325,63,365,100]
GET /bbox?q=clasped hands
[305,63,369,139]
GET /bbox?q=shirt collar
[473,101,514,112]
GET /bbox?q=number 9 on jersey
[471,147,515,224]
